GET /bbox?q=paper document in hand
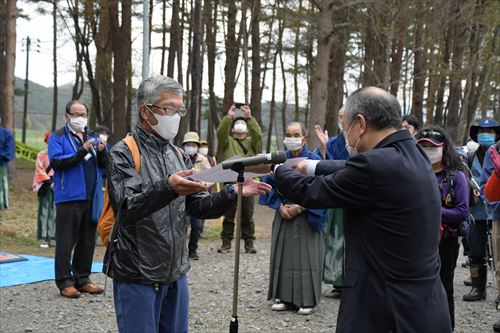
[189,157,308,183]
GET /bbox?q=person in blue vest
[0,116,15,210]
[463,118,500,302]
[313,107,348,299]
[259,121,326,315]
[48,100,107,298]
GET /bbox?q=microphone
[222,151,287,170]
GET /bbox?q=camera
[234,102,246,109]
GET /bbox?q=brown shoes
[77,283,104,294]
[60,286,81,299]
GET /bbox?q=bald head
[344,86,401,130]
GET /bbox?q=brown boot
[60,286,81,299]
[244,239,257,254]
[217,239,231,253]
[463,264,487,302]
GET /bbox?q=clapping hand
[279,204,304,220]
[314,125,329,159]
[489,146,500,176]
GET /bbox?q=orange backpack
[97,134,141,246]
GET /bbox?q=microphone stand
[229,162,244,333]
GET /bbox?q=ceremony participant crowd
[1,72,496,333]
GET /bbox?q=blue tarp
[0,254,103,288]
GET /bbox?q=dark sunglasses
[419,130,445,143]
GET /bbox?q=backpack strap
[467,150,475,168]
[444,170,457,206]
[123,134,141,172]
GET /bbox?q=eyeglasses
[419,130,444,143]
[145,104,187,117]
[67,113,88,119]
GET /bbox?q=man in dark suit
[272,87,451,332]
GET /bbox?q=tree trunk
[204,0,219,152]
[95,0,113,133]
[189,0,203,133]
[308,0,335,150]
[266,50,278,153]
[410,0,426,124]
[222,0,241,115]
[250,0,262,126]
[389,5,406,97]
[434,1,451,126]
[52,0,58,131]
[177,0,184,86]
[277,18,286,138]
[110,0,132,140]
[167,0,180,78]
[445,0,467,142]
[293,0,303,121]
[326,0,348,135]
[160,0,167,75]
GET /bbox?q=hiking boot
[463,263,487,302]
[217,239,231,253]
[244,239,257,254]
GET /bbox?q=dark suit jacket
[274,130,451,333]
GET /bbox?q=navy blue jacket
[0,127,15,166]
[48,125,105,204]
[274,130,451,332]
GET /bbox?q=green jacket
[216,116,262,161]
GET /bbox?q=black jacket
[274,130,451,333]
[105,126,235,284]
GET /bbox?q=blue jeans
[188,217,204,253]
[113,276,189,333]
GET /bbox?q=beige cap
[199,139,208,145]
[183,132,200,144]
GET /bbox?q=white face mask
[146,106,181,141]
[69,116,87,133]
[184,145,198,156]
[199,147,209,156]
[344,119,361,157]
[422,147,443,165]
[283,137,304,151]
[99,134,109,143]
[233,122,248,133]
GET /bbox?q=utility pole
[142,0,150,80]
[21,36,31,144]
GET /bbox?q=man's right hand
[83,139,94,151]
[228,105,237,118]
[168,169,208,196]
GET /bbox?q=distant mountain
[13,77,92,131]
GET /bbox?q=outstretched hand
[235,177,272,197]
[490,146,500,176]
[168,169,208,196]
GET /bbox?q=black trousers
[221,196,255,241]
[469,219,488,259]
[55,200,97,290]
[439,236,459,330]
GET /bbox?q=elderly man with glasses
[104,75,271,333]
[48,100,107,298]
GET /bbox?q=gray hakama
[267,211,325,308]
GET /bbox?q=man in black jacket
[272,87,451,332]
[105,75,270,333]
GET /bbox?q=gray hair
[286,121,308,136]
[136,75,184,109]
[344,87,401,130]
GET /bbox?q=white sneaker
[297,306,316,315]
[40,243,49,249]
[271,300,289,311]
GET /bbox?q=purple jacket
[435,169,469,227]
